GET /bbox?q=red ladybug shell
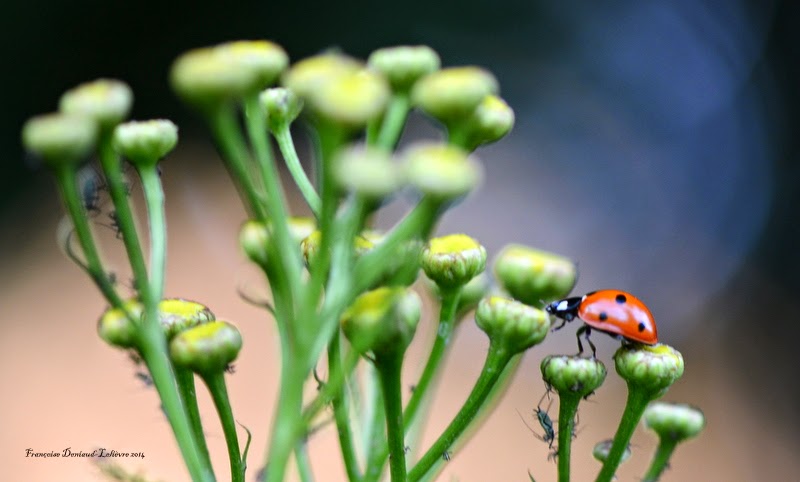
[577,290,658,344]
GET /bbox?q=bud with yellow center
[421,234,487,290]
[493,244,577,308]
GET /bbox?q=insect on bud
[59,79,133,129]
[113,119,178,168]
[367,45,441,93]
[475,296,550,354]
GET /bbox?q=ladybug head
[544,296,581,321]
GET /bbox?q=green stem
[295,441,315,482]
[362,365,386,477]
[329,331,362,482]
[202,373,244,482]
[175,368,213,474]
[376,94,410,151]
[375,351,408,482]
[273,123,321,216]
[264,350,306,482]
[301,345,360,423]
[138,166,166,303]
[595,388,653,482]
[556,394,581,482]
[408,344,511,482]
[642,437,678,482]
[446,124,472,152]
[53,166,124,308]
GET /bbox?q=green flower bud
[541,355,607,398]
[493,244,577,307]
[169,321,243,375]
[282,54,361,100]
[403,142,482,200]
[367,45,441,93]
[460,94,515,149]
[214,40,289,89]
[22,113,98,167]
[333,145,400,199]
[614,344,684,397]
[475,296,550,354]
[411,67,498,122]
[113,119,178,167]
[288,217,316,245]
[309,69,390,128]
[643,402,705,442]
[158,298,216,339]
[59,79,133,129]
[593,439,631,464]
[97,299,144,349]
[421,234,487,290]
[341,287,421,355]
[301,230,374,268]
[259,87,303,133]
[239,220,270,267]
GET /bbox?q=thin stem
[642,437,678,482]
[408,344,511,482]
[555,394,581,482]
[264,349,306,482]
[295,441,315,482]
[138,166,166,303]
[175,368,213,474]
[376,94,410,151]
[301,345,360,423]
[362,366,386,478]
[53,166,124,308]
[595,388,653,482]
[328,331,362,482]
[202,373,244,482]
[375,351,408,482]
[273,123,321,216]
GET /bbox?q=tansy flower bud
[333,145,400,200]
[169,321,243,375]
[308,69,390,128]
[367,45,441,93]
[403,142,482,200]
[541,355,607,398]
[113,119,178,168]
[288,217,316,245]
[493,244,577,308]
[341,287,421,355]
[158,298,216,339]
[301,230,374,268]
[260,87,303,133]
[22,113,98,167]
[59,79,133,129]
[421,234,487,290]
[593,439,631,464]
[239,220,270,267]
[459,94,515,149]
[214,40,289,89]
[282,54,361,100]
[614,344,684,397]
[643,402,705,442]
[411,67,498,122]
[97,299,144,349]
[475,296,550,354]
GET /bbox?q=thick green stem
[273,123,321,216]
[138,166,166,303]
[202,373,244,482]
[329,331,362,482]
[376,94,410,151]
[362,366,386,477]
[555,394,581,482]
[53,166,124,308]
[375,351,408,482]
[595,388,652,482]
[642,437,678,482]
[408,344,511,482]
[175,368,213,473]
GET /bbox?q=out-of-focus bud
[421,234,486,290]
[333,145,400,200]
[282,54,361,100]
[214,40,289,89]
[288,217,316,245]
[169,321,243,375]
[458,94,515,150]
[367,45,441,93]
[614,344,684,397]
[411,67,498,122]
[403,142,482,200]
[308,69,390,129]
[22,113,98,168]
[643,402,705,443]
[301,230,374,269]
[493,245,577,308]
[475,296,550,354]
[341,287,421,355]
[593,439,631,464]
[59,79,133,129]
[240,220,270,267]
[259,87,303,133]
[541,355,607,398]
[97,299,144,349]
[112,119,178,168]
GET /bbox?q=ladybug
[545,290,658,356]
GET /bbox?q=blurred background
[2,0,799,480]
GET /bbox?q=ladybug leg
[551,313,573,332]
[575,325,597,358]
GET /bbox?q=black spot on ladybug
[638,322,646,332]
[615,294,627,304]
[599,312,608,321]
